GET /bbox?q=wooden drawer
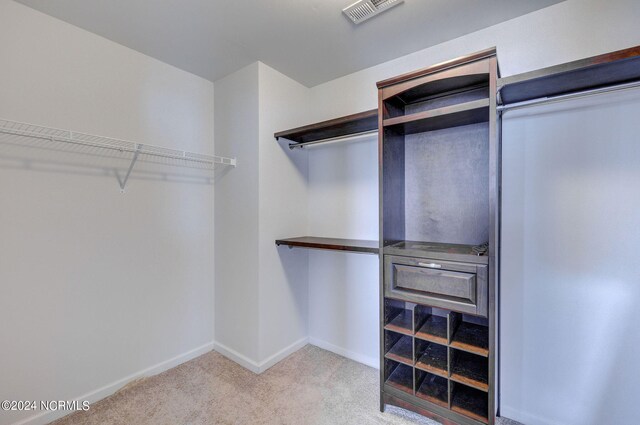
[384,255,488,317]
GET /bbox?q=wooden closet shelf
[451,322,489,357]
[385,364,414,395]
[275,237,378,254]
[415,315,448,345]
[384,309,413,335]
[415,342,448,378]
[450,350,489,392]
[416,373,449,408]
[274,109,378,145]
[383,98,489,135]
[385,335,414,366]
[451,384,489,424]
[499,45,640,104]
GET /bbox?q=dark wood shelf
[415,342,448,378]
[415,315,448,345]
[383,98,489,135]
[451,322,489,357]
[386,363,414,395]
[451,383,489,424]
[384,241,488,265]
[274,109,378,146]
[385,335,414,366]
[384,309,413,336]
[450,350,489,392]
[275,237,378,254]
[416,372,449,408]
[499,45,640,104]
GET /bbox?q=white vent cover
[343,0,404,24]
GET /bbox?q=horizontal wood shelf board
[385,310,414,335]
[415,315,448,345]
[385,335,414,366]
[416,374,449,408]
[451,384,489,424]
[451,322,489,357]
[451,351,489,392]
[377,47,496,89]
[383,98,489,127]
[386,365,414,394]
[384,241,489,265]
[415,344,448,377]
[275,237,379,254]
[274,109,378,144]
[499,45,640,104]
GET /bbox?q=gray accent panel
[404,122,489,245]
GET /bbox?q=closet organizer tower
[378,49,499,425]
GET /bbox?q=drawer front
[384,255,488,316]
[393,264,476,303]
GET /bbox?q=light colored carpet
[52,345,520,425]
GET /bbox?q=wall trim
[212,341,261,373]
[258,337,309,373]
[11,342,214,425]
[499,407,562,425]
[309,337,379,369]
[213,337,309,374]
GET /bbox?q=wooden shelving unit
[274,109,378,148]
[379,48,498,425]
[275,236,378,254]
[498,45,640,105]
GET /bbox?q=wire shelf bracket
[0,118,236,192]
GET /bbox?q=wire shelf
[0,118,236,168]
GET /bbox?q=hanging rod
[498,80,640,113]
[289,130,378,149]
[0,118,236,167]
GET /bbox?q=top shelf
[274,109,378,148]
[275,236,379,254]
[499,45,640,104]
[0,118,236,168]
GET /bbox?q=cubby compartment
[384,299,414,335]
[415,370,449,408]
[384,359,414,395]
[450,348,489,392]
[384,330,413,366]
[414,305,448,345]
[451,382,489,424]
[414,338,448,378]
[450,313,489,357]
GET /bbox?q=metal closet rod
[289,130,378,149]
[498,80,640,113]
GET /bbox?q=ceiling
[16,0,564,87]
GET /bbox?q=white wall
[214,63,260,365]
[258,63,310,365]
[302,0,640,422]
[501,88,640,425]
[0,2,216,425]
[214,62,311,372]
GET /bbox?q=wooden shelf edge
[498,44,640,104]
[274,109,378,145]
[383,98,490,127]
[275,236,379,254]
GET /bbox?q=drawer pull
[418,262,442,269]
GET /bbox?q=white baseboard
[213,337,308,374]
[212,341,261,373]
[308,337,379,369]
[500,406,561,425]
[258,337,308,373]
[11,342,214,425]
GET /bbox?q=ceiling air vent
[343,0,404,24]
